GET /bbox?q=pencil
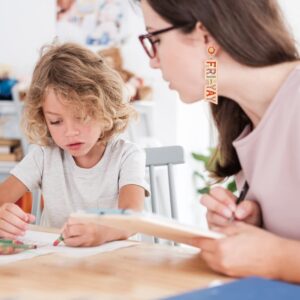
[53,234,64,246]
[11,244,37,250]
[0,243,37,255]
[229,181,249,222]
[0,239,24,245]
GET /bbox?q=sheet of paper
[0,230,136,265]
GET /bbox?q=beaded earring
[204,45,218,104]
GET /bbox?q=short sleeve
[10,145,44,192]
[119,144,150,196]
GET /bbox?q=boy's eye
[49,120,62,125]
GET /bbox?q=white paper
[0,230,136,265]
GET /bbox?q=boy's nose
[65,130,80,137]
[65,123,80,137]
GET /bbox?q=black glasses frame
[138,25,188,58]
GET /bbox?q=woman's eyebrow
[146,26,156,32]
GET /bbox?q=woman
[137,0,300,282]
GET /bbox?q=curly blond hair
[22,42,136,145]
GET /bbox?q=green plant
[192,148,237,195]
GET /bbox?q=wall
[279,0,300,44]
[0,0,56,78]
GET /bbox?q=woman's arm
[278,238,300,283]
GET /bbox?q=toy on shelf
[98,47,152,101]
[0,65,18,101]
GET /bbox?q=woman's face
[141,0,207,103]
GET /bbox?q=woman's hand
[200,186,262,229]
[189,222,283,278]
[0,203,35,239]
[61,219,132,247]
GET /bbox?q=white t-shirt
[11,138,149,228]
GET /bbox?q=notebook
[70,210,224,245]
[164,277,300,300]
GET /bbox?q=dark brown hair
[140,0,299,179]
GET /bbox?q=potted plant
[192,148,237,195]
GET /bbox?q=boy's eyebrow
[44,111,61,116]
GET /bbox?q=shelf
[0,100,16,115]
[0,161,17,174]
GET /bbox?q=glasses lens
[143,37,155,58]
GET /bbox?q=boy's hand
[0,203,35,239]
[200,186,262,229]
[61,222,106,247]
[61,218,132,247]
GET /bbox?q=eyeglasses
[139,24,192,59]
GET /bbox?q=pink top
[233,65,300,240]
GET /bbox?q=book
[0,138,20,148]
[0,138,23,161]
[0,145,11,154]
[70,209,224,245]
[163,277,300,299]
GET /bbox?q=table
[0,228,230,300]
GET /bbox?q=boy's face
[43,89,103,161]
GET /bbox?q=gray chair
[145,145,185,220]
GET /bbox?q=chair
[145,145,185,220]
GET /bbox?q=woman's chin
[168,83,202,103]
[178,93,202,104]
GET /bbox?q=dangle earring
[204,45,218,104]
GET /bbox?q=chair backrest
[145,145,185,220]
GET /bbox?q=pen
[229,181,249,222]
[53,234,64,246]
